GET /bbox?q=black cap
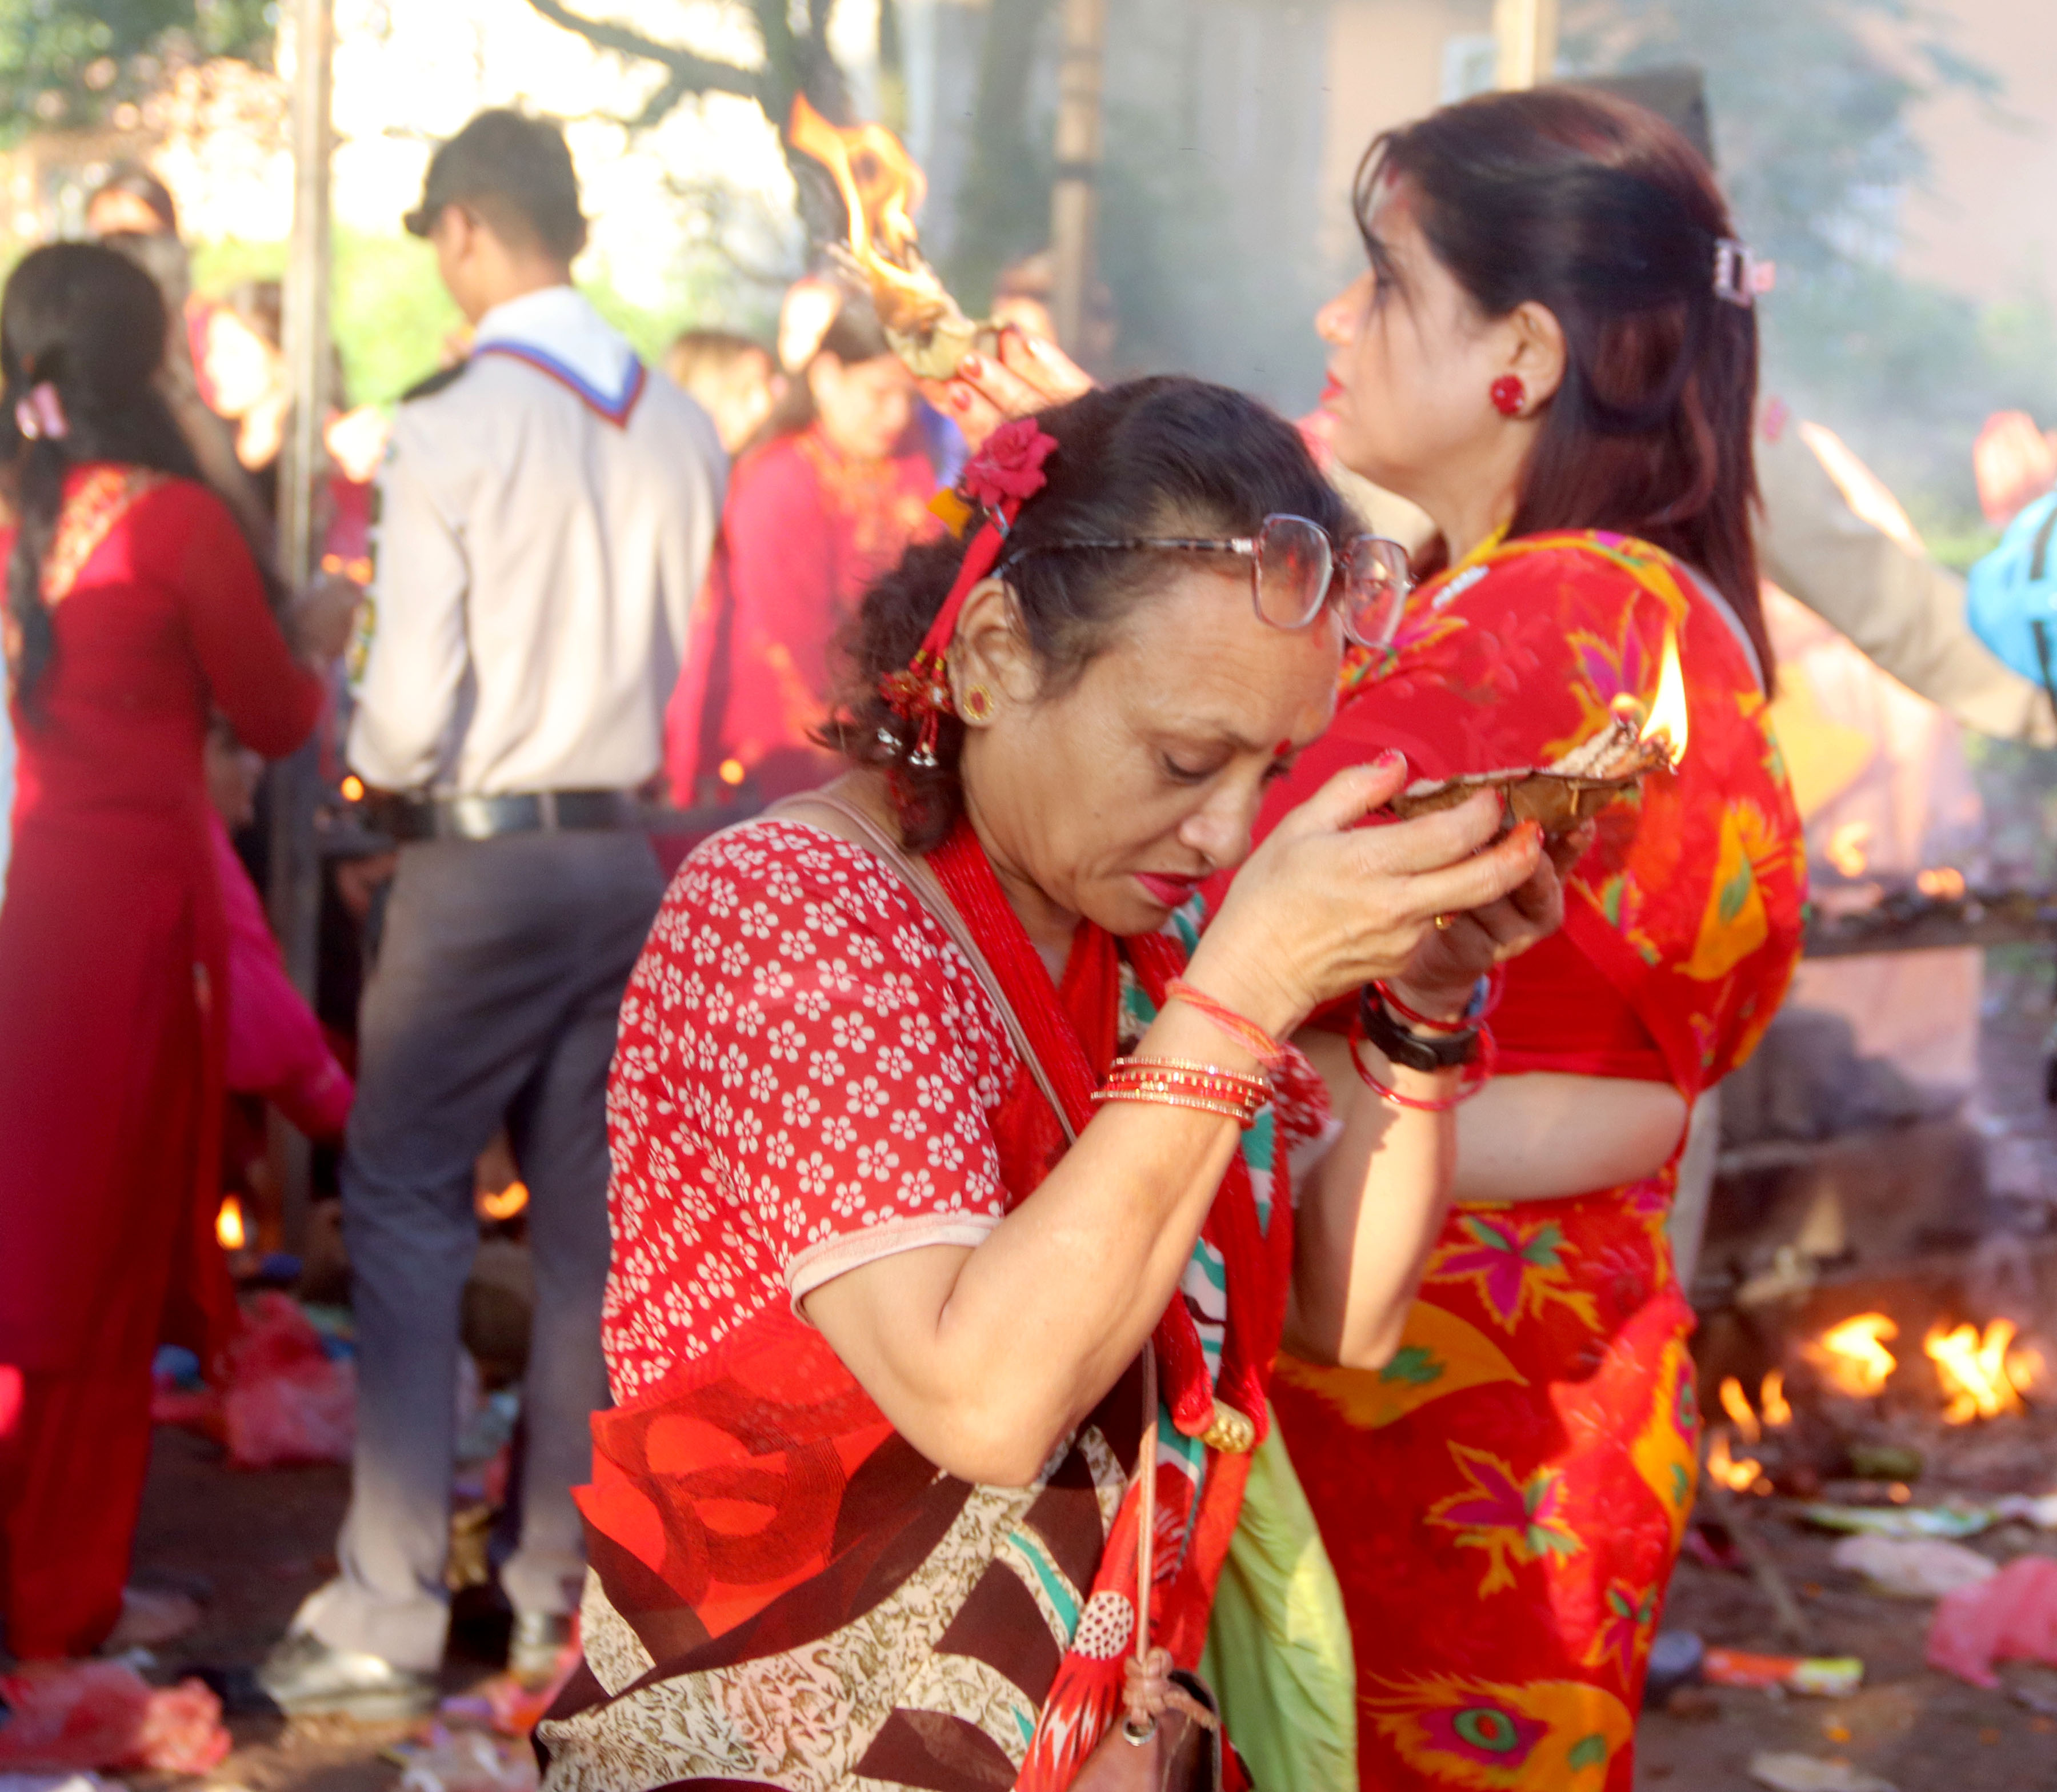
[404,109,586,259]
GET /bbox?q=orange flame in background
[1718,1376,1762,1445]
[1707,1427,1767,1494]
[1925,1319,2028,1424]
[477,1180,530,1223]
[216,1196,246,1251]
[1826,820,1873,880]
[1805,1313,1899,1398]
[1915,865,1967,899]
[787,95,947,331]
[1638,629,1690,767]
[1715,1370,1793,1448]
[1759,1368,1792,1428]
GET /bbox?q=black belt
[375,789,642,843]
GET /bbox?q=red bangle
[1162,979,1288,1073]
[1348,1015,1496,1111]
[1377,965,1506,1032]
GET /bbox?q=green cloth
[1200,1411,1357,1790]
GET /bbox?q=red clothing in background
[0,468,319,1657]
[665,424,937,808]
[212,811,353,1141]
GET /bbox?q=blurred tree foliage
[1566,0,2057,518]
[0,0,273,140]
[943,0,1054,311]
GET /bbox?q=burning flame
[477,1180,530,1223]
[1915,865,1967,899]
[1805,1313,1899,1398]
[1716,1370,1794,1446]
[1639,629,1689,768]
[1707,1427,1766,1494]
[216,1195,246,1250]
[1926,1319,2027,1424]
[787,95,945,330]
[1718,1376,1762,1444]
[1759,1368,1792,1428]
[1826,820,1872,880]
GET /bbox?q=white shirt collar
[473,286,640,414]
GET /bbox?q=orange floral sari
[1254,531,1805,1792]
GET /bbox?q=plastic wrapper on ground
[1925,1555,2057,1689]
[1828,1534,1998,1599]
[0,1663,230,1774]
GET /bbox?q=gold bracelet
[1091,1087,1261,1126]
[1110,1055,1270,1094]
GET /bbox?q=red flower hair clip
[881,420,1059,768]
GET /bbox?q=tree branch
[523,0,766,106]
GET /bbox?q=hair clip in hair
[1713,238,1774,308]
[14,382,67,443]
[877,420,1059,766]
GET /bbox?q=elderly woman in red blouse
[537,378,1576,1791]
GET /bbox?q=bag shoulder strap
[759,781,1079,1145]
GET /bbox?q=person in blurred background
[0,243,326,1661]
[663,327,781,457]
[85,164,273,556]
[82,162,181,246]
[199,278,380,575]
[665,285,938,808]
[259,108,723,1717]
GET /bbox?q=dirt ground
[118,1414,2057,1792]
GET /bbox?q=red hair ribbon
[880,418,1059,766]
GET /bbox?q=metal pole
[1049,0,1106,359]
[268,0,335,1254]
[1493,0,1559,89]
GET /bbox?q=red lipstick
[1135,871,1201,908]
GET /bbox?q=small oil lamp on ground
[1384,626,1690,835]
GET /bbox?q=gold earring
[960,683,996,723]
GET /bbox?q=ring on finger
[1434,913,1454,931]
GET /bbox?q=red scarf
[927,817,1282,1448]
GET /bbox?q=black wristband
[1356,987,1480,1072]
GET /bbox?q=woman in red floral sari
[540,379,1578,1791]
[1237,90,1805,1792]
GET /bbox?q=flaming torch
[787,95,996,382]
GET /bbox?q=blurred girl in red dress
[665,289,939,808]
[1251,90,1806,1790]
[0,243,322,1659]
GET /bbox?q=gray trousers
[297,829,662,1670]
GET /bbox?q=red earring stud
[1491,375,1526,417]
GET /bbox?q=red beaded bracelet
[1348,1014,1497,1112]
